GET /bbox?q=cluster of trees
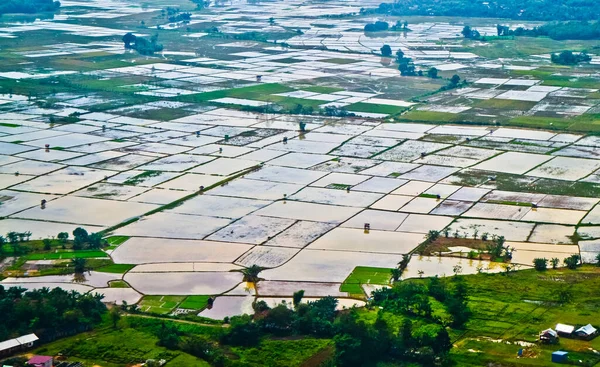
[373,276,471,329]
[391,20,409,31]
[0,0,60,15]
[533,254,582,271]
[0,227,104,260]
[0,286,106,341]
[364,20,389,32]
[496,21,600,40]
[122,33,164,55]
[162,7,192,23]
[551,50,592,65]
[395,49,417,76]
[461,26,481,40]
[370,0,600,21]
[153,290,455,367]
[364,20,409,32]
[190,0,210,10]
[72,227,105,250]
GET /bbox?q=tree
[564,254,581,270]
[71,258,86,274]
[293,290,304,308]
[450,74,461,86]
[73,227,89,247]
[122,32,137,49]
[427,67,438,79]
[391,267,401,282]
[88,233,103,249]
[395,49,404,62]
[109,307,121,329]
[550,257,560,269]
[42,238,52,251]
[380,44,392,57]
[425,230,440,243]
[222,314,260,346]
[533,258,548,271]
[461,25,472,38]
[596,253,600,266]
[57,232,68,243]
[241,265,263,282]
[157,322,180,349]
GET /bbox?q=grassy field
[347,102,408,115]
[179,295,211,310]
[26,250,108,260]
[96,264,135,274]
[139,295,186,314]
[340,266,392,295]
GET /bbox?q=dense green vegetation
[496,21,600,40]
[371,0,600,21]
[551,50,592,65]
[0,286,106,341]
[0,0,60,15]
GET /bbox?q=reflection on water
[403,255,506,279]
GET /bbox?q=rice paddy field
[0,0,599,365]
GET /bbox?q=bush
[533,258,548,271]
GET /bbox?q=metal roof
[0,333,39,352]
[556,323,575,334]
[16,334,39,345]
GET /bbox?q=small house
[555,323,575,337]
[575,324,598,340]
[27,356,53,367]
[540,328,559,344]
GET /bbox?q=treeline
[369,0,600,21]
[496,21,600,40]
[146,285,463,366]
[0,286,106,341]
[0,0,60,15]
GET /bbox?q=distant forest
[496,21,600,40]
[372,0,600,21]
[0,0,61,15]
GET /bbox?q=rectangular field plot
[307,227,422,254]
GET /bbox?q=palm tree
[390,268,401,282]
[241,265,263,283]
[71,258,87,274]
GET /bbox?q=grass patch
[340,266,392,294]
[0,122,20,128]
[139,295,186,315]
[26,250,108,260]
[109,280,130,288]
[178,83,292,103]
[179,295,211,310]
[96,264,135,274]
[230,338,332,367]
[346,102,407,115]
[106,235,130,246]
[474,98,537,110]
